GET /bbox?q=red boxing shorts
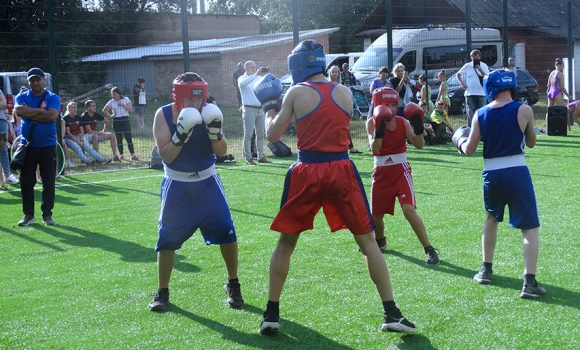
[271,153,373,235]
[371,162,416,215]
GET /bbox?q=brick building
[82,28,338,107]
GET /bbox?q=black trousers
[112,116,134,155]
[20,145,56,217]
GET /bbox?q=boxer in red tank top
[258,40,416,335]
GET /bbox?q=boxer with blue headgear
[287,39,326,85]
[483,69,517,103]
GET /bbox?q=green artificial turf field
[1,127,579,349]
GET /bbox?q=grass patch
[1,110,579,349]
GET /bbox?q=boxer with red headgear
[148,72,244,312]
[366,87,440,266]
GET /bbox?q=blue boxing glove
[254,73,282,113]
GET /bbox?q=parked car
[0,71,54,115]
[430,67,539,115]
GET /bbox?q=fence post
[181,0,190,72]
[502,0,509,67]
[385,0,393,69]
[292,0,299,46]
[567,1,574,125]
[46,0,64,173]
[465,0,471,53]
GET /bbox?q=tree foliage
[207,0,377,53]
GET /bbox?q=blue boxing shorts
[482,166,540,230]
[156,174,236,251]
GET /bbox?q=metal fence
[1,0,579,174]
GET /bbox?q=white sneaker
[5,174,19,185]
[66,160,74,168]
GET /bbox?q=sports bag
[267,140,292,157]
[148,146,163,169]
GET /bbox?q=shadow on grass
[4,226,66,252]
[167,303,358,349]
[397,333,438,349]
[535,137,580,148]
[32,224,200,273]
[388,250,580,310]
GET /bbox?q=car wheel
[517,94,530,105]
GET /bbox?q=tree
[207,0,376,53]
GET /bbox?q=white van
[0,72,54,115]
[352,27,502,94]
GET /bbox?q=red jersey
[295,82,351,152]
[373,116,407,156]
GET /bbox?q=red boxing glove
[403,102,425,135]
[373,105,392,139]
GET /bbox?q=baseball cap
[342,63,349,68]
[27,68,45,79]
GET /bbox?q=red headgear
[372,86,399,106]
[172,76,208,111]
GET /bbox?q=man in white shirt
[238,61,271,165]
[457,50,489,127]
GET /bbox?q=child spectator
[419,74,434,115]
[418,101,437,145]
[436,70,450,113]
[431,101,455,143]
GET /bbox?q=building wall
[505,28,579,95]
[152,34,331,107]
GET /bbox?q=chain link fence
[1,0,578,174]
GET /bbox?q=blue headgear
[483,69,517,102]
[287,40,326,85]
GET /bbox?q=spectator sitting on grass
[430,100,455,143]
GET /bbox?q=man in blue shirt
[14,68,61,226]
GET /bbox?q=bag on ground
[267,140,292,157]
[149,146,163,169]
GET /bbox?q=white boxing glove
[172,107,202,146]
[201,103,224,142]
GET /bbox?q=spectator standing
[232,62,245,107]
[507,57,517,75]
[455,69,545,299]
[238,60,270,165]
[133,77,147,129]
[456,49,490,127]
[147,72,243,311]
[370,66,393,93]
[390,63,413,116]
[546,58,572,107]
[340,62,359,87]
[103,87,138,161]
[435,70,451,113]
[81,100,119,161]
[259,40,416,335]
[0,89,19,185]
[419,73,434,115]
[14,68,61,226]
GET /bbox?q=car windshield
[352,47,403,72]
[447,74,461,87]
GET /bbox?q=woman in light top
[103,87,138,161]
